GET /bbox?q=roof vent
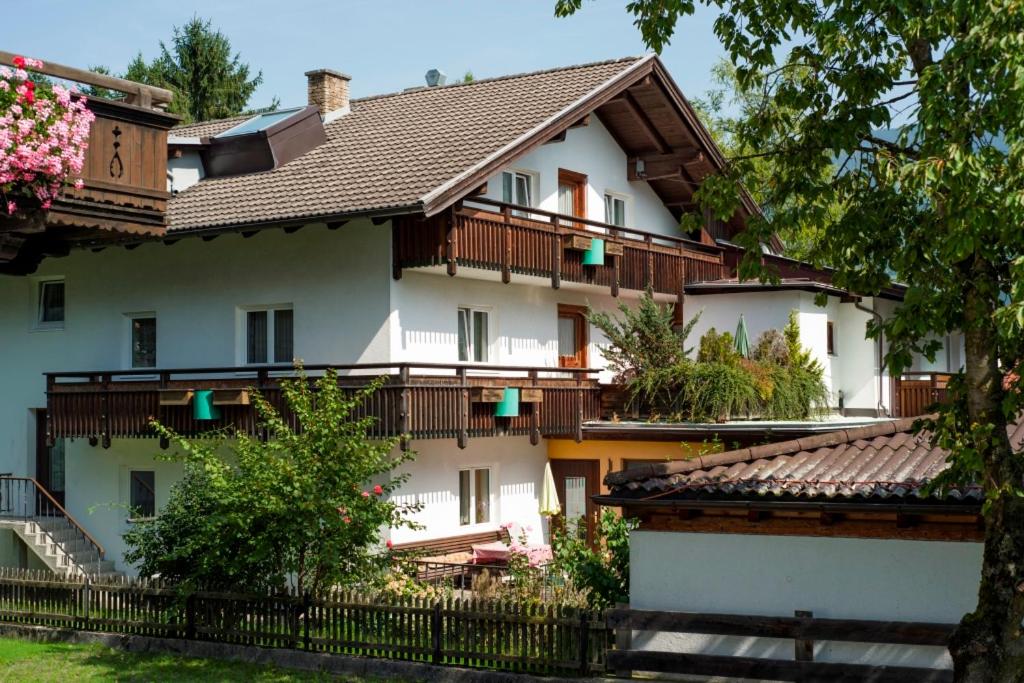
[425,69,447,87]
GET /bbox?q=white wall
[481,118,682,237]
[391,270,625,383]
[382,436,548,547]
[0,220,392,541]
[630,530,982,670]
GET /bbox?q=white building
[0,55,957,574]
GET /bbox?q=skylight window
[215,107,305,138]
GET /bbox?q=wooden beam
[543,130,567,145]
[326,220,349,230]
[283,225,303,234]
[615,89,671,154]
[371,216,390,226]
[569,114,591,128]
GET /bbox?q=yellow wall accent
[546,439,719,495]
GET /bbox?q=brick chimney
[305,68,351,114]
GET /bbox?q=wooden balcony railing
[893,372,951,418]
[393,198,728,297]
[46,363,602,448]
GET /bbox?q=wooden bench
[392,528,512,584]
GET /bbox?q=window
[457,307,489,362]
[604,193,627,227]
[244,307,294,364]
[36,279,65,328]
[129,470,155,519]
[128,315,157,368]
[459,467,491,525]
[501,171,533,216]
[827,321,837,356]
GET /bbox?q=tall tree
[556,1,1024,680]
[122,17,266,124]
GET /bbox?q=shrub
[588,289,700,413]
[697,327,740,365]
[681,361,759,421]
[550,509,637,610]
[752,328,790,365]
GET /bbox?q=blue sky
[2,1,729,111]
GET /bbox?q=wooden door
[557,169,587,227]
[549,459,600,544]
[558,304,588,368]
[35,410,64,507]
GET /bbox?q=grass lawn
[0,637,398,682]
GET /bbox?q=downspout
[854,299,888,416]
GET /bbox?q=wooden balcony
[393,198,728,297]
[0,52,178,274]
[45,363,602,448]
[893,372,951,418]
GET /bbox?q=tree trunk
[950,258,1024,681]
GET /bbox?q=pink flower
[385,539,393,549]
[361,491,370,498]
[373,485,383,495]
[6,201,16,215]
[343,516,351,524]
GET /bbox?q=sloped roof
[167,57,648,232]
[600,418,1024,505]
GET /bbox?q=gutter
[591,495,982,517]
[854,299,888,416]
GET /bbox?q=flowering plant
[0,55,94,216]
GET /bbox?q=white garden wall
[630,530,982,670]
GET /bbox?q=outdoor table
[471,541,553,565]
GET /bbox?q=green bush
[681,361,759,421]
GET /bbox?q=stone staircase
[10,517,122,579]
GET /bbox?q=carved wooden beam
[614,89,671,154]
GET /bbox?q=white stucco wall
[0,220,391,531]
[389,436,547,547]
[391,270,628,383]
[482,118,681,238]
[630,530,982,670]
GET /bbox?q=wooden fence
[607,606,956,683]
[0,568,606,676]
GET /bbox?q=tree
[556,2,1024,679]
[124,367,420,595]
[689,60,841,258]
[118,17,267,124]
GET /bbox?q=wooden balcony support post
[529,370,541,446]
[645,234,654,289]
[445,208,458,277]
[399,366,411,450]
[575,375,585,444]
[100,373,111,449]
[501,206,512,284]
[551,216,562,289]
[610,229,621,298]
[457,366,469,449]
[391,220,403,280]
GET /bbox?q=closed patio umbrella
[539,461,561,516]
[735,314,751,358]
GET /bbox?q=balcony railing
[893,372,951,418]
[46,363,602,448]
[393,198,728,297]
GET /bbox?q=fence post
[578,609,591,675]
[432,600,443,664]
[795,608,814,678]
[614,602,632,679]
[81,575,90,629]
[185,593,196,640]
[303,591,312,651]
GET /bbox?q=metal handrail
[464,196,724,255]
[0,477,105,573]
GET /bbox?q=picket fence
[0,568,607,676]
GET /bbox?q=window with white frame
[457,307,489,363]
[35,278,65,329]
[127,314,157,368]
[603,193,627,227]
[501,171,534,216]
[459,467,491,525]
[243,306,294,364]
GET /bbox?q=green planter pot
[582,237,605,265]
[494,387,520,418]
[193,389,221,420]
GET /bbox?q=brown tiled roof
[602,418,1024,504]
[167,57,647,232]
[171,114,250,139]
